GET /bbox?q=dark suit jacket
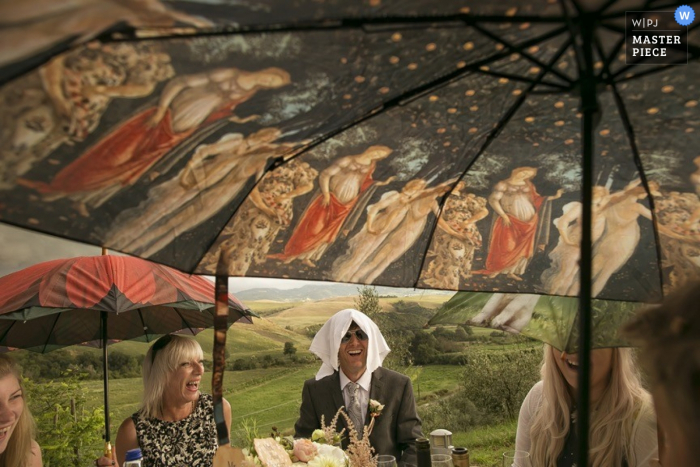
[294,367,423,466]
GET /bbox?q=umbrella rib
[597,34,626,82]
[603,91,668,299]
[137,308,152,342]
[41,311,63,354]
[596,0,624,15]
[591,32,668,301]
[471,22,575,85]
[173,307,198,336]
[597,0,657,77]
[0,321,17,346]
[558,0,585,73]
[412,36,573,288]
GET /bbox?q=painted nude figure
[271,145,396,268]
[104,127,301,257]
[333,178,428,283]
[348,178,455,284]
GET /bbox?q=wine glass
[376,454,397,467]
[431,454,454,467]
[503,450,532,467]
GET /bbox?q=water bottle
[123,448,143,467]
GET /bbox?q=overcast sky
[0,223,314,292]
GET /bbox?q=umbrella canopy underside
[0,1,698,303]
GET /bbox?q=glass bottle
[124,448,143,467]
[451,447,470,467]
[417,437,432,467]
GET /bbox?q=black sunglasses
[151,334,174,363]
[341,329,368,343]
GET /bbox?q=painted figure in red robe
[482,166,562,281]
[271,145,396,268]
[20,66,291,215]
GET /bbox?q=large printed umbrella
[0,255,254,444]
[0,1,699,464]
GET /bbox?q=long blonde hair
[529,345,652,467]
[141,335,203,419]
[0,355,37,467]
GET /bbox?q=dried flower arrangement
[337,409,377,467]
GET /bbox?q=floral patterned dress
[132,393,217,467]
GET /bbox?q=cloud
[0,224,97,276]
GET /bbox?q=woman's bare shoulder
[29,439,43,467]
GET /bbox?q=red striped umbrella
[0,254,254,443]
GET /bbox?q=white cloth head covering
[309,308,390,380]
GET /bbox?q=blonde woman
[0,354,42,467]
[515,345,657,467]
[96,335,231,467]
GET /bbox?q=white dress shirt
[340,369,372,422]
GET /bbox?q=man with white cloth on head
[294,309,423,465]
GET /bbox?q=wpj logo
[625,7,693,65]
[675,5,695,26]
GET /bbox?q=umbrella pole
[212,254,230,446]
[101,310,112,449]
[577,17,598,467]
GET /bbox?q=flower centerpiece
[244,400,384,467]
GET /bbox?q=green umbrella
[428,292,641,352]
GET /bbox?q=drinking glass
[431,454,454,467]
[503,450,532,467]
[376,454,397,467]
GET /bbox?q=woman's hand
[95,456,118,467]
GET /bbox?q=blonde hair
[623,282,700,456]
[252,67,291,87]
[510,166,537,179]
[0,355,37,467]
[529,345,652,467]
[141,335,204,419]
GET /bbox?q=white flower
[369,399,385,416]
[312,429,326,442]
[314,443,346,462]
[307,456,345,467]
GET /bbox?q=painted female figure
[21,67,291,214]
[482,167,562,281]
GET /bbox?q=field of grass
[452,420,518,467]
[82,363,470,444]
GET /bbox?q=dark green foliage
[460,347,541,420]
[24,374,104,467]
[283,341,297,356]
[420,392,489,433]
[454,326,469,341]
[14,349,143,381]
[410,331,439,365]
[355,286,382,319]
